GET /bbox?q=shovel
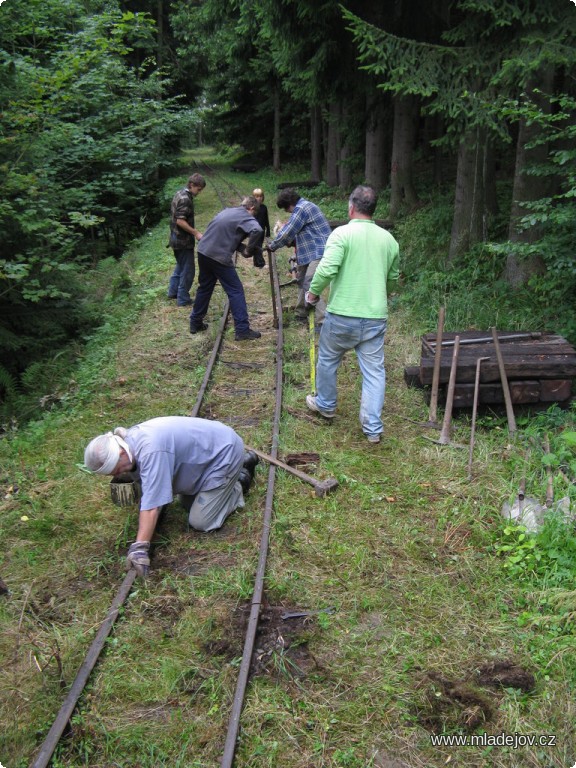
[401,305,444,429]
[423,335,466,448]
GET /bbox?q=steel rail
[220,248,284,768]
[29,571,137,768]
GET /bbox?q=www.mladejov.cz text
[429,732,557,749]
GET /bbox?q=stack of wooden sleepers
[405,330,576,408]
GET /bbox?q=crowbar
[429,331,542,347]
[491,327,517,435]
[543,434,554,508]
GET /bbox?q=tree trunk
[504,68,554,288]
[156,0,163,73]
[448,128,496,263]
[310,105,322,182]
[273,86,281,172]
[325,101,340,187]
[389,94,420,218]
[364,94,388,191]
[339,105,352,189]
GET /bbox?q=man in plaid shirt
[268,188,331,326]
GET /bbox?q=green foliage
[519,404,576,484]
[0,0,190,424]
[496,515,576,588]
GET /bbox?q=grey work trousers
[181,468,245,532]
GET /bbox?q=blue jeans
[190,254,250,333]
[168,248,195,305]
[315,312,387,438]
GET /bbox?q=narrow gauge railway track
[29,166,290,768]
[193,157,248,209]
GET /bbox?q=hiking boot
[243,450,260,473]
[190,322,208,334]
[235,328,261,341]
[306,395,335,419]
[238,468,253,494]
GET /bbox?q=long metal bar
[467,356,489,480]
[29,571,137,768]
[220,249,285,768]
[491,326,517,435]
[428,306,445,425]
[190,299,230,418]
[437,335,460,445]
[543,434,554,508]
[266,247,279,329]
[429,331,541,348]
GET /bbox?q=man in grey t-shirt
[84,417,258,576]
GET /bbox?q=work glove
[253,248,265,268]
[125,541,150,578]
[236,244,250,258]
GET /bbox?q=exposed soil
[203,600,323,680]
[474,659,536,692]
[284,452,320,472]
[414,659,535,733]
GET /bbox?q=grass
[0,148,575,767]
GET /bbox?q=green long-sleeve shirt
[309,218,400,319]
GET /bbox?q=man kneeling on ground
[83,416,259,577]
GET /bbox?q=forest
[2,3,576,766]
[1,0,575,424]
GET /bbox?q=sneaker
[366,434,381,444]
[306,395,335,419]
[235,328,261,341]
[190,322,208,334]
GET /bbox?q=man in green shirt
[305,186,399,443]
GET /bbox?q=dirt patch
[250,603,320,678]
[474,660,536,692]
[414,659,535,733]
[284,452,320,471]
[415,671,494,733]
[203,601,323,680]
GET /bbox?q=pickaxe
[246,446,339,497]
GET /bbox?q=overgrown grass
[0,150,575,767]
